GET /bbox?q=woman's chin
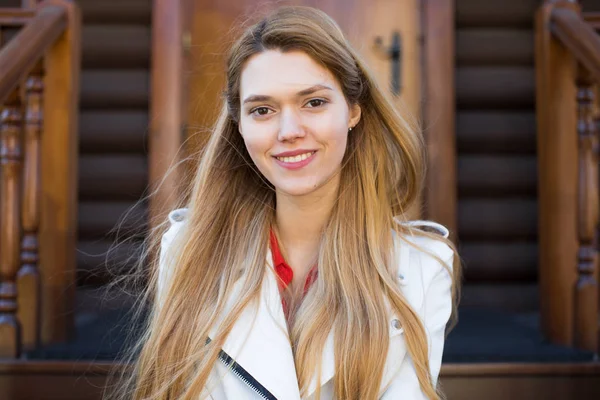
[274,181,321,198]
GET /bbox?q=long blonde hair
[105,6,461,400]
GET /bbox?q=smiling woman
[239,50,360,197]
[107,5,461,400]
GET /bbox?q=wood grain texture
[0,89,23,358]
[535,0,580,347]
[18,63,43,353]
[148,0,188,229]
[0,359,597,400]
[423,0,457,240]
[39,0,81,345]
[574,65,599,352]
[0,4,65,103]
[551,7,600,83]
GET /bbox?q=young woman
[113,5,461,400]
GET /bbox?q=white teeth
[276,151,314,163]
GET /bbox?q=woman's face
[238,50,361,197]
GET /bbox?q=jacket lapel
[207,249,302,400]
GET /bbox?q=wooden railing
[536,0,600,352]
[0,0,80,358]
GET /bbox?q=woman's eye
[250,107,272,116]
[306,99,327,108]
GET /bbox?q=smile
[275,151,315,163]
[273,151,317,170]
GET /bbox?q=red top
[269,229,318,317]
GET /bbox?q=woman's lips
[273,150,317,170]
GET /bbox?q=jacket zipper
[206,337,278,400]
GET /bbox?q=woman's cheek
[243,133,271,169]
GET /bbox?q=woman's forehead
[239,50,341,101]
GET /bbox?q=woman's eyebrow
[242,84,333,105]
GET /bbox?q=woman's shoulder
[391,218,454,287]
[168,208,189,224]
[161,208,189,247]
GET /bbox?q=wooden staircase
[0,1,599,399]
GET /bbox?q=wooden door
[186,0,421,133]
[184,0,423,217]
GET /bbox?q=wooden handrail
[0,0,80,357]
[551,7,600,82]
[0,3,66,105]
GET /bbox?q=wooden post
[574,64,599,352]
[149,0,189,228]
[422,0,457,240]
[0,89,23,358]
[535,0,581,346]
[39,0,80,344]
[18,62,43,352]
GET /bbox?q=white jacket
[159,208,454,400]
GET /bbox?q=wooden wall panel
[457,111,536,154]
[457,29,534,66]
[455,0,540,310]
[456,67,535,109]
[458,155,537,197]
[456,0,540,28]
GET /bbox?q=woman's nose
[278,109,306,141]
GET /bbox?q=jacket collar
[207,233,409,399]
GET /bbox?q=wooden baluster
[0,88,23,358]
[18,62,43,352]
[575,64,599,352]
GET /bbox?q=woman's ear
[349,103,361,129]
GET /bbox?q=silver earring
[349,127,353,132]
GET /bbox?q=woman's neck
[274,174,339,280]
